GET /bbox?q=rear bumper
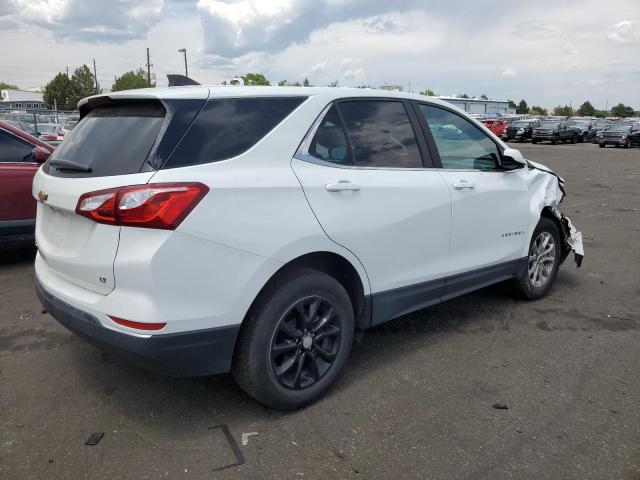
[36,279,240,377]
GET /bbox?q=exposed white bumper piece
[527,159,585,267]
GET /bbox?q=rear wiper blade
[49,159,92,172]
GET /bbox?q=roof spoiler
[167,74,201,87]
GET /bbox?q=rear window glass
[163,97,306,168]
[46,103,165,177]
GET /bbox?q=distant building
[0,89,46,110]
[438,97,516,115]
[378,84,403,92]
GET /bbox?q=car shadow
[0,243,36,266]
[66,281,518,428]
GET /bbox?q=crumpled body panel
[526,159,584,267]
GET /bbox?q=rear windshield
[540,121,559,128]
[46,103,165,177]
[163,97,306,169]
[511,121,531,127]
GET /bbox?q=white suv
[33,86,583,410]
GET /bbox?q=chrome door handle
[452,180,475,190]
[325,181,361,192]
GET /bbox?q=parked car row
[0,112,79,145]
[489,115,640,148]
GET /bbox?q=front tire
[513,218,562,300]
[551,136,558,145]
[599,142,605,148]
[571,134,577,144]
[232,269,354,410]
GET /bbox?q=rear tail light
[76,182,209,230]
[59,130,65,137]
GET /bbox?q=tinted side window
[0,130,33,163]
[165,97,306,168]
[309,106,351,165]
[338,101,422,168]
[419,105,500,170]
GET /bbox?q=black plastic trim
[36,280,240,377]
[0,219,35,237]
[368,258,526,327]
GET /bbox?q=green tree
[241,73,270,86]
[507,99,517,109]
[43,73,74,109]
[593,110,608,118]
[577,101,595,116]
[0,82,18,96]
[328,80,340,87]
[480,94,489,100]
[553,105,573,116]
[68,65,99,107]
[530,106,548,116]
[420,89,436,96]
[456,93,469,99]
[516,99,529,114]
[303,78,311,87]
[112,68,153,92]
[610,103,634,118]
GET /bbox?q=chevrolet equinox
[34,86,584,410]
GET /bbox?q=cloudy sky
[1,0,639,109]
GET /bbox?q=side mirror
[32,146,51,163]
[501,148,526,170]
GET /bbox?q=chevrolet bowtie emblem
[38,191,48,203]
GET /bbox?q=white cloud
[2,0,165,42]
[606,19,640,44]
[501,69,518,78]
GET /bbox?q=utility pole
[93,58,99,92]
[178,48,188,77]
[146,48,153,87]
[66,66,69,78]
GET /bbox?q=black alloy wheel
[270,296,341,390]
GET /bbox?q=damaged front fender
[526,159,584,267]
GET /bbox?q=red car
[481,118,508,137]
[0,121,54,243]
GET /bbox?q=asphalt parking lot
[1,142,639,480]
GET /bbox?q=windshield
[540,122,559,128]
[569,121,588,127]
[38,125,58,134]
[511,121,531,127]
[47,102,166,178]
[608,124,632,132]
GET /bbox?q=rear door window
[337,100,422,168]
[0,129,33,163]
[47,102,166,177]
[164,97,306,168]
[308,105,352,165]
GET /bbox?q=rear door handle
[452,180,475,190]
[325,181,361,192]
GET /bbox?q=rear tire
[551,136,558,145]
[623,139,630,149]
[532,139,538,144]
[232,269,354,410]
[599,143,605,148]
[513,218,561,300]
[571,134,577,144]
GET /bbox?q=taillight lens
[109,316,167,331]
[76,182,209,230]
